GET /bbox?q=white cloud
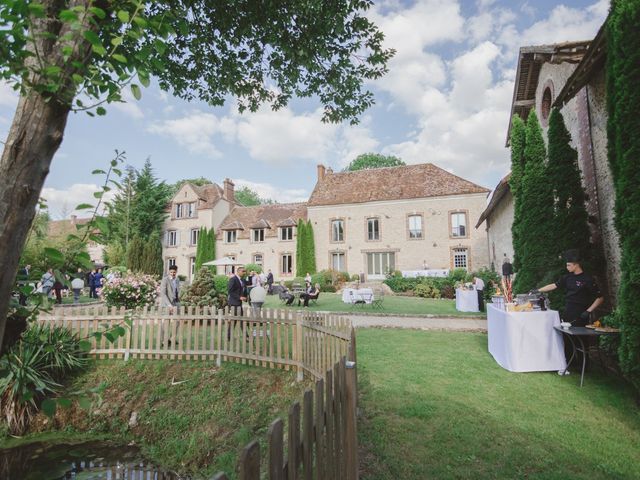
[41,183,116,219]
[234,179,308,204]
[147,111,234,156]
[0,81,17,108]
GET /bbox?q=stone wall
[485,190,515,270]
[307,193,490,279]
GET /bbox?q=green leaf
[96,106,107,116]
[91,169,106,175]
[42,399,57,417]
[104,332,115,343]
[130,84,141,100]
[75,203,94,210]
[92,44,107,56]
[57,398,72,409]
[112,54,127,64]
[79,340,92,352]
[59,10,78,22]
[117,10,130,23]
[93,332,102,342]
[93,191,104,199]
[89,7,106,19]
[133,17,148,28]
[83,30,101,46]
[115,326,126,337]
[78,396,92,410]
[111,36,123,47]
[44,247,64,263]
[138,71,150,88]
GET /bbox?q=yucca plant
[0,342,60,435]
[22,324,88,380]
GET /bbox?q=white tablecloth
[402,269,449,278]
[487,304,567,372]
[455,288,479,312]
[342,288,374,304]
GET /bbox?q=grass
[2,360,308,479]
[357,329,640,480]
[262,292,483,317]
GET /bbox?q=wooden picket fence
[39,305,359,479]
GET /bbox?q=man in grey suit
[160,265,181,311]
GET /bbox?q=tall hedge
[546,108,595,309]
[607,0,640,393]
[512,110,555,293]
[141,232,163,276]
[306,220,317,274]
[509,115,527,274]
[195,227,216,273]
[126,235,145,272]
[296,219,306,276]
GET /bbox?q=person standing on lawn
[473,276,485,312]
[534,250,604,326]
[40,268,55,297]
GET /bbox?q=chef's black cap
[564,249,581,263]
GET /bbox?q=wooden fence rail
[39,305,358,479]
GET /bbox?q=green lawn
[357,329,640,480]
[262,292,483,317]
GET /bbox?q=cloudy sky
[0,0,608,219]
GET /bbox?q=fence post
[216,308,223,367]
[344,356,358,480]
[124,311,132,362]
[295,311,304,382]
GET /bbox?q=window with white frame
[225,230,237,243]
[190,257,196,277]
[167,230,178,247]
[331,252,346,271]
[253,253,263,266]
[252,228,265,242]
[366,252,395,278]
[331,219,344,242]
[453,248,468,269]
[175,203,183,218]
[187,202,196,218]
[408,215,423,239]
[225,255,237,275]
[166,257,176,271]
[281,253,293,275]
[367,218,380,241]
[190,228,199,246]
[280,226,294,241]
[451,212,467,238]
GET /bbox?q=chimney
[317,164,326,181]
[223,178,235,203]
[326,167,333,175]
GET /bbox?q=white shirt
[474,278,485,291]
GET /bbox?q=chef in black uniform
[535,250,604,326]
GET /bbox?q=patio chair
[278,290,289,304]
[350,290,365,308]
[309,292,320,306]
[371,288,385,309]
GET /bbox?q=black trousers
[477,290,484,312]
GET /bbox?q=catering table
[553,326,620,387]
[342,288,374,304]
[455,288,479,312]
[487,304,567,373]
[402,269,449,278]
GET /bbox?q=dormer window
[187,202,196,217]
[252,229,265,242]
[175,203,183,218]
[225,230,237,243]
[280,226,294,241]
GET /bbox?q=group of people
[16,264,108,305]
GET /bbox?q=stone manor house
[162,163,491,282]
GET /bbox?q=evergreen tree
[607,0,640,394]
[105,166,136,248]
[126,235,145,272]
[546,108,594,309]
[509,115,527,273]
[142,233,164,276]
[195,227,216,272]
[131,159,172,239]
[181,267,219,307]
[512,110,555,293]
[306,220,317,274]
[296,219,307,277]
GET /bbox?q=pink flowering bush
[101,273,159,309]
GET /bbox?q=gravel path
[347,314,487,332]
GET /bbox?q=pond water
[0,440,186,479]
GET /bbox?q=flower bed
[100,273,158,309]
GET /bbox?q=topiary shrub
[101,273,159,309]
[244,263,263,274]
[448,268,471,283]
[213,274,229,296]
[180,267,219,307]
[414,281,441,299]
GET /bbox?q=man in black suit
[266,269,274,294]
[227,266,247,340]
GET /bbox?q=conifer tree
[126,235,145,272]
[306,220,317,274]
[141,233,164,276]
[195,227,216,273]
[296,219,307,277]
[607,0,640,394]
[512,110,555,293]
[181,267,219,307]
[509,115,527,273]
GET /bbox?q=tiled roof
[48,217,92,237]
[307,163,489,207]
[250,218,272,229]
[218,203,307,239]
[475,173,512,228]
[191,183,224,209]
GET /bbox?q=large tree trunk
[0,93,72,353]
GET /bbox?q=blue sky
[0,0,608,218]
